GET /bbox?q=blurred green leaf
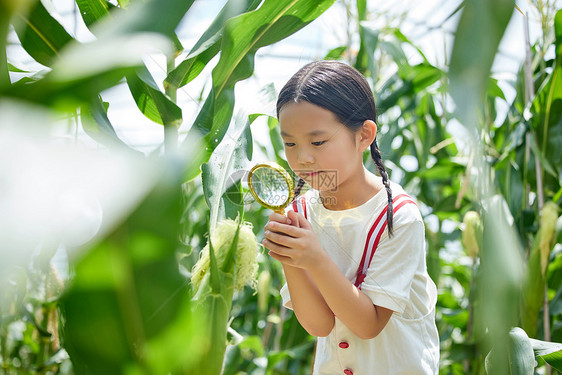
[355,23,379,79]
[7,63,29,72]
[324,46,347,60]
[449,0,514,128]
[91,0,193,43]
[14,0,74,67]
[75,0,115,28]
[478,197,524,375]
[485,327,535,375]
[126,66,182,126]
[62,165,204,374]
[80,96,136,151]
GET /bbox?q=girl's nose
[297,148,314,164]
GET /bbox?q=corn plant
[0,0,336,373]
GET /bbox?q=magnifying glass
[247,162,294,214]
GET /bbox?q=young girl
[262,61,439,374]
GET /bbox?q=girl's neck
[319,167,383,211]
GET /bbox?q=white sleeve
[359,206,425,314]
[280,282,293,310]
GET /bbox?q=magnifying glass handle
[274,209,286,215]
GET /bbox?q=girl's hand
[263,210,328,270]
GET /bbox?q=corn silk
[191,218,259,291]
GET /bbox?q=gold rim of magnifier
[247,162,294,212]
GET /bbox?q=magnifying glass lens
[251,167,290,207]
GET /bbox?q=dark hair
[277,60,394,235]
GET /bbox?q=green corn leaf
[449,0,514,128]
[528,130,558,179]
[182,0,336,182]
[379,40,409,68]
[74,0,184,126]
[193,273,233,375]
[485,327,535,375]
[166,44,220,89]
[221,221,241,275]
[530,9,562,184]
[356,0,366,21]
[165,0,261,89]
[191,222,241,375]
[182,87,235,182]
[208,237,221,294]
[354,23,379,78]
[75,0,115,28]
[411,63,443,93]
[126,66,182,126]
[14,0,75,67]
[7,63,30,72]
[202,114,252,230]
[75,0,183,53]
[212,0,336,93]
[80,96,137,151]
[62,169,205,374]
[324,46,347,60]
[521,203,559,336]
[530,338,562,371]
[508,328,536,375]
[91,0,194,42]
[6,0,192,106]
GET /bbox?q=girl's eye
[312,141,326,146]
[284,142,295,147]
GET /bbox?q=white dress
[281,182,439,375]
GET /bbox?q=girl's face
[278,101,366,193]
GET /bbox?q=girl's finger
[262,238,291,257]
[269,212,292,225]
[268,221,304,238]
[286,210,301,228]
[293,211,312,230]
[264,230,297,247]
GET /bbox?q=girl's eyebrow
[280,130,329,137]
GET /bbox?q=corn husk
[462,210,482,260]
[539,201,559,275]
[191,218,258,292]
[257,270,271,314]
[190,218,259,375]
[521,202,560,336]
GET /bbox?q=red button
[344,369,354,375]
[338,341,349,349]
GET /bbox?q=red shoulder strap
[292,196,307,220]
[354,194,417,289]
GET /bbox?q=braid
[292,178,305,201]
[370,140,394,236]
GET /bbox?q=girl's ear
[357,120,377,152]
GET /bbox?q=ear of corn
[522,201,560,337]
[538,201,559,276]
[462,210,482,260]
[192,218,258,292]
[257,270,271,314]
[190,217,259,375]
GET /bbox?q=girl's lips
[301,171,320,177]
